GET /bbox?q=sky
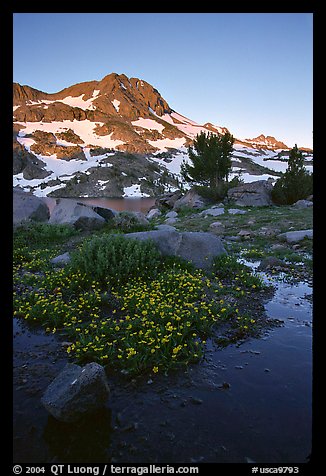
[13,13,313,148]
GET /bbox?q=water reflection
[43,408,112,463]
[43,197,156,215]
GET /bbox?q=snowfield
[16,120,125,149]
[13,108,313,197]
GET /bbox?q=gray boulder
[13,188,50,226]
[156,190,183,210]
[147,208,162,220]
[200,206,225,217]
[165,210,178,219]
[155,224,177,231]
[41,362,110,422]
[165,217,178,225]
[278,229,313,243]
[173,189,210,210]
[163,210,178,225]
[114,211,149,228]
[227,180,273,206]
[49,199,106,230]
[50,252,71,267]
[238,229,251,240]
[125,230,226,269]
[209,221,225,235]
[292,199,313,209]
[84,204,117,220]
[228,208,247,215]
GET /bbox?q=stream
[13,271,312,464]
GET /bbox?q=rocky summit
[13,73,313,198]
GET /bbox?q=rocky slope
[13,73,313,197]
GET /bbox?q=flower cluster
[13,224,267,377]
[67,269,220,374]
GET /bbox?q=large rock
[125,230,226,269]
[173,189,210,210]
[13,188,50,226]
[292,199,313,209]
[113,211,149,229]
[49,199,106,230]
[156,190,183,210]
[41,363,110,423]
[84,204,117,220]
[200,205,225,217]
[227,180,273,206]
[278,229,313,243]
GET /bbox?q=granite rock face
[227,180,273,206]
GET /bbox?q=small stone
[238,229,251,237]
[165,210,178,219]
[227,236,241,242]
[245,457,256,463]
[50,252,71,267]
[228,208,246,215]
[189,397,203,405]
[209,221,225,234]
[164,217,177,225]
[146,208,161,220]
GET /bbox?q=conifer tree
[181,131,234,190]
[272,144,313,204]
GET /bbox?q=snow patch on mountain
[112,99,120,112]
[131,118,165,133]
[57,94,97,110]
[16,120,125,148]
[148,137,187,152]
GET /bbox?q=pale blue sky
[13,13,313,148]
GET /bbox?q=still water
[43,197,156,215]
[13,271,312,464]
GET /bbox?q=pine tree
[181,131,234,190]
[272,144,313,204]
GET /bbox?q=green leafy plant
[113,211,153,233]
[212,254,264,290]
[70,234,162,285]
[13,222,78,246]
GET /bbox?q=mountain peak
[203,122,229,135]
[244,134,288,150]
